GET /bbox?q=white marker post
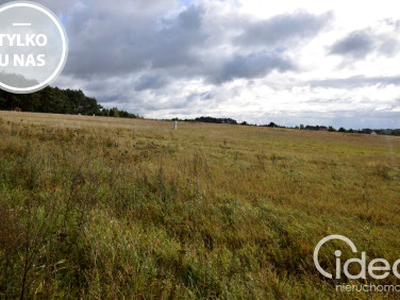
[173,121,178,130]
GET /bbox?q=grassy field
[0,111,399,299]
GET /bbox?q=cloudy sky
[30,0,400,128]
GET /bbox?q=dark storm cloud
[329,30,375,59]
[236,11,333,47]
[134,75,169,91]
[329,29,399,60]
[61,3,207,78]
[309,75,400,89]
[174,3,202,30]
[148,5,207,69]
[30,0,71,14]
[211,51,295,84]
[42,0,331,85]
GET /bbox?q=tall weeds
[0,113,399,298]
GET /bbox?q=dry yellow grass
[0,111,399,299]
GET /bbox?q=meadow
[0,111,399,299]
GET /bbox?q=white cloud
[39,0,400,129]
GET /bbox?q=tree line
[1,88,398,136]
[0,86,140,118]
[170,116,400,136]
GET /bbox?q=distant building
[371,131,378,135]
